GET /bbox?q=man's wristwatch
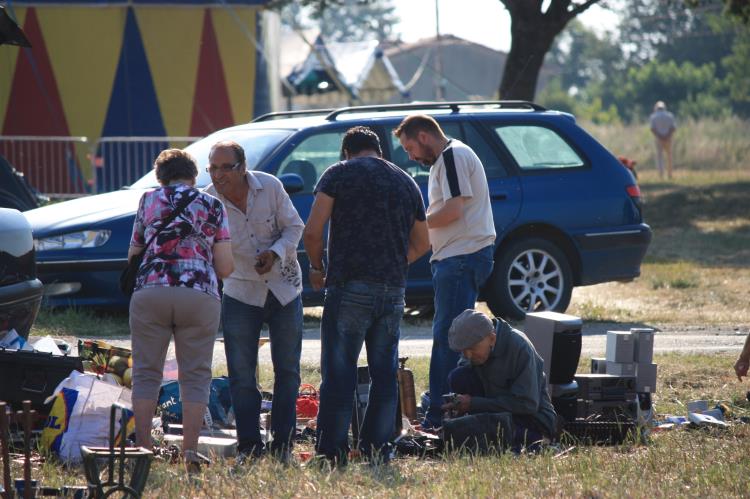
[309,264,325,275]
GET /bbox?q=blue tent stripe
[98,7,166,192]
[102,6,165,137]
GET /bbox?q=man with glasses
[205,140,304,464]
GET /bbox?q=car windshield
[129,129,293,189]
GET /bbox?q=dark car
[24,101,651,319]
[0,208,44,339]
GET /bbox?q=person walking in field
[649,101,677,180]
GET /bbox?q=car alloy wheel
[507,248,564,313]
[485,237,573,320]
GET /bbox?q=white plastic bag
[41,371,133,463]
[32,335,63,355]
[0,329,33,350]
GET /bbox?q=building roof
[384,34,558,102]
[285,34,406,98]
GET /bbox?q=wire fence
[0,136,199,197]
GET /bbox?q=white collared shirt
[205,171,304,307]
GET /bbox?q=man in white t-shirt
[395,114,496,429]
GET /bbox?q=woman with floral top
[127,149,233,473]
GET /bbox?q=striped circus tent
[0,0,273,195]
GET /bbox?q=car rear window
[494,125,584,170]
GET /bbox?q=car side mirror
[278,173,305,194]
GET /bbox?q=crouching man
[440,309,557,452]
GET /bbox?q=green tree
[615,60,729,120]
[722,22,750,115]
[497,0,605,100]
[618,0,735,70]
[275,0,399,42]
[547,20,624,94]
[725,0,750,23]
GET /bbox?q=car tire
[485,237,573,320]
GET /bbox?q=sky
[393,1,621,52]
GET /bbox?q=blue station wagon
[24,101,651,319]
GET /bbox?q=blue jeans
[448,365,546,450]
[221,293,302,454]
[315,281,405,464]
[425,245,494,427]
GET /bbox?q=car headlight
[34,230,112,251]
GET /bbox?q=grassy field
[567,117,750,326]
[16,353,750,498]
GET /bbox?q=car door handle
[491,193,507,201]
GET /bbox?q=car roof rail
[252,108,336,123]
[324,100,546,121]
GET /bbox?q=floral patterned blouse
[130,183,231,299]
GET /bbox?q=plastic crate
[0,348,83,413]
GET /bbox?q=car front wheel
[485,237,573,320]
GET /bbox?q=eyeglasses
[206,161,243,174]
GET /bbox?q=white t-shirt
[427,139,495,261]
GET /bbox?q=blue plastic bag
[158,376,233,427]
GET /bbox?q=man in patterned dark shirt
[303,126,430,465]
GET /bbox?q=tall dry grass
[582,116,750,176]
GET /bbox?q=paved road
[68,323,749,368]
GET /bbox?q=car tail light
[627,184,643,219]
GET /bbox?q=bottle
[397,357,418,421]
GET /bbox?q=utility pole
[434,0,445,101]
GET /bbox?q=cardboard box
[163,434,238,458]
[166,424,238,439]
[636,363,658,393]
[631,328,655,364]
[606,331,634,363]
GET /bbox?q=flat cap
[448,309,495,351]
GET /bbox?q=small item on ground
[0,328,31,350]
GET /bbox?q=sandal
[184,449,211,475]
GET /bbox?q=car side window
[494,125,584,170]
[388,122,462,183]
[463,122,507,178]
[276,130,346,193]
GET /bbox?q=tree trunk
[499,16,560,101]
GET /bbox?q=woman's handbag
[119,191,198,296]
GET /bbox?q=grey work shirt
[463,319,557,436]
[205,171,304,307]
